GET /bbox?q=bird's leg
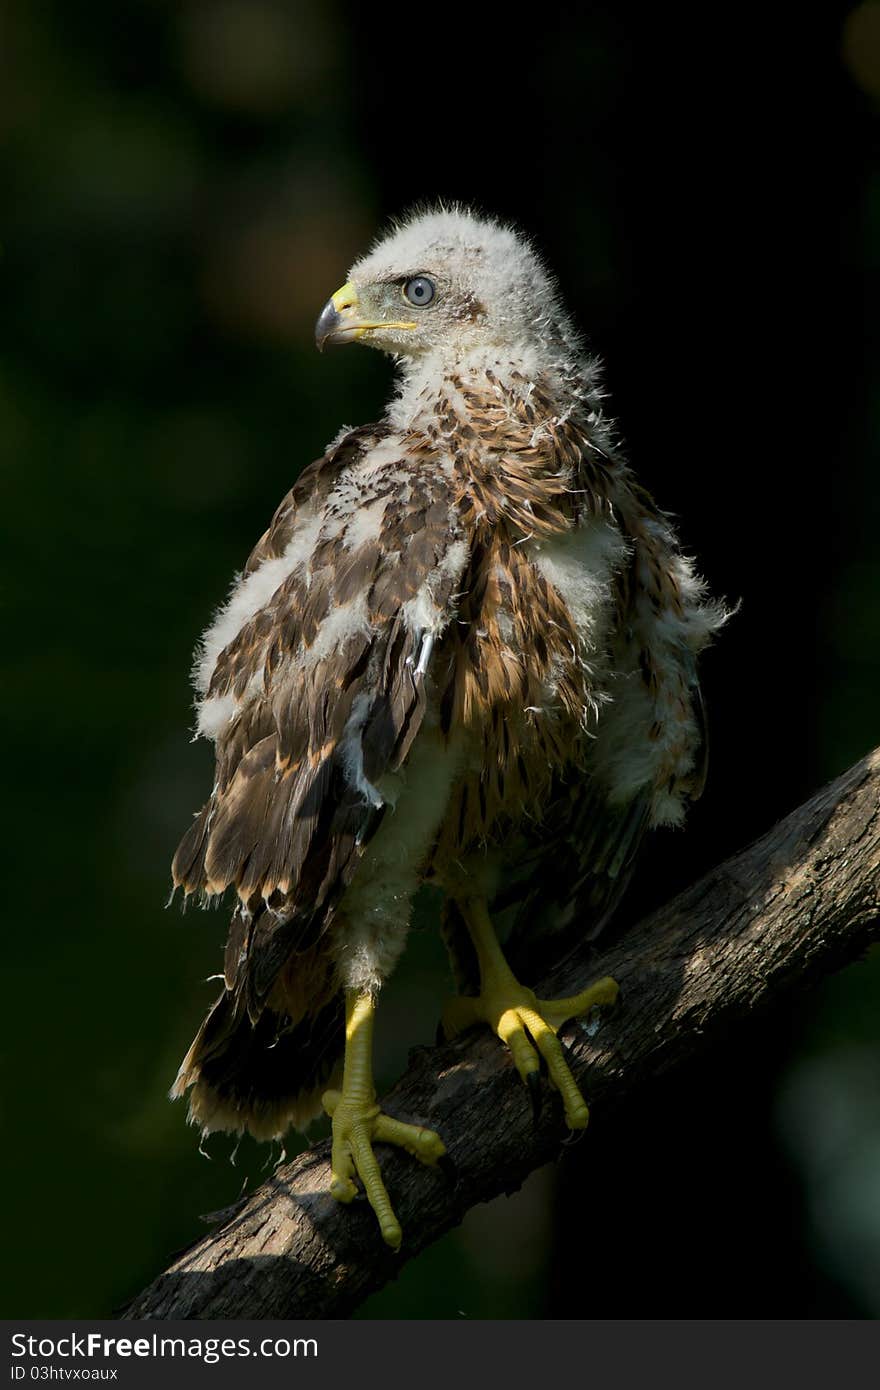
[441,899,618,1129]
[321,988,446,1251]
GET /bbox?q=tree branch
[127,748,880,1319]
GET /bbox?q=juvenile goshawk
[171,207,727,1248]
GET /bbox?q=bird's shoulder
[240,422,390,576]
[197,422,463,709]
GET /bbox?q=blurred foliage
[1,0,878,1318]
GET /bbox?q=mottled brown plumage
[171,208,726,1150]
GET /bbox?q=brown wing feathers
[173,429,464,1023]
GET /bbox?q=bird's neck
[384,349,620,547]
[383,346,624,548]
[387,346,595,440]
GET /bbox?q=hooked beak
[315,282,417,351]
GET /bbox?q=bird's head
[315,206,575,368]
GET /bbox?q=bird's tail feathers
[171,986,344,1142]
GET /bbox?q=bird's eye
[402,276,436,307]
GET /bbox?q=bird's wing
[173,424,467,1016]
[504,495,718,975]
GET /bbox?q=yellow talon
[323,993,445,1250]
[442,900,618,1130]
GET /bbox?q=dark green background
[3,0,879,1318]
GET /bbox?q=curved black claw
[561,1127,588,1149]
[527,1070,543,1127]
[437,1153,459,1185]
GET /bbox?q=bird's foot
[321,1088,446,1251]
[441,975,618,1129]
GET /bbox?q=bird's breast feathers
[176,376,724,921]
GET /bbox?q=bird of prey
[171,207,727,1249]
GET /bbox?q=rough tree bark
[127,747,880,1320]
